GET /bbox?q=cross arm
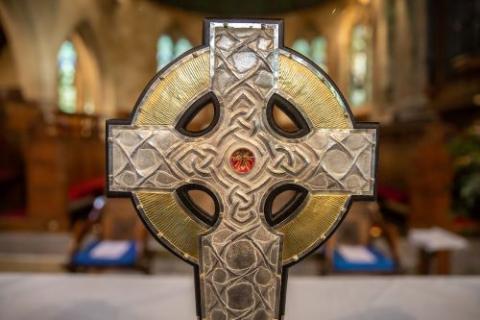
[107,124,214,193]
[270,128,377,196]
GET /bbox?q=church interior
[0,0,480,299]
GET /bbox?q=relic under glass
[107,19,378,320]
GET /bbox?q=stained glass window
[292,38,310,57]
[57,40,77,113]
[311,36,327,70]
[350,24,371,107]
[174,37,193,58]
[292,37,328,71]
[157,35,174,70]
[157,35,192,70]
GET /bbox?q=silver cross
[107,20,377,320]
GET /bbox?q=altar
[1,274,479,320]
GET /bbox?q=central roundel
[230,148,255,174]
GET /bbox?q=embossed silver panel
[107,20,377,320]
[109,126,376,195]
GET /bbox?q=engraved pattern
[201,24,281,320]
[107,22,377,320]
[109,127,376,195]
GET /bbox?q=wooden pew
[0,104,105,231]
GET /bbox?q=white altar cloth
[1,273,479,320]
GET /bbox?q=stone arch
[0,17,20,96]
[0,1,115,119]
[336,4,374,113]
[0,2,41,109]
[58,20,114,116]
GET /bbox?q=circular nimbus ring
[131,46,353,266]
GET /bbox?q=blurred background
[0,0,479,277]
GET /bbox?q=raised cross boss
[107,19,378,320]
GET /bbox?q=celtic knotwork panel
[109,126,375,195]
[203,23,282,320]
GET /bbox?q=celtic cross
[107,20,377,320]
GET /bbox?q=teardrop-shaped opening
[272,105,299,133]
[185,102,214,132]
[271,189,298,214]
[267,94,310,138]
[176,184,219,226]
[187,189,216,217]
[175,92,220,137]
[264,184,308,226]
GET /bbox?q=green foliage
[449,132,480,219]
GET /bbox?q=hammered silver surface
[200,23,282,320]
[107,21,377,320]
[109,126,376,195]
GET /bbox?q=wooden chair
[67,197,152,273]
[323,201,401,274]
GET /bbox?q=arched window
[292,38,310,57]
[174,37,193,58]
[350,24,371,107]
[57,40,77,113]
[311,36,327,69]
[292,36,328,71]
[156,35,192,70]
[57,35,99,114]
[156,35,174,70]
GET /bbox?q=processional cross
[107,20,377,320]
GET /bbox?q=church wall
[103,1,203,114]
[0,0,204,117]
[0,0,422,121]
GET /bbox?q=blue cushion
[333,246,395,273]
[72,240,137,267]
